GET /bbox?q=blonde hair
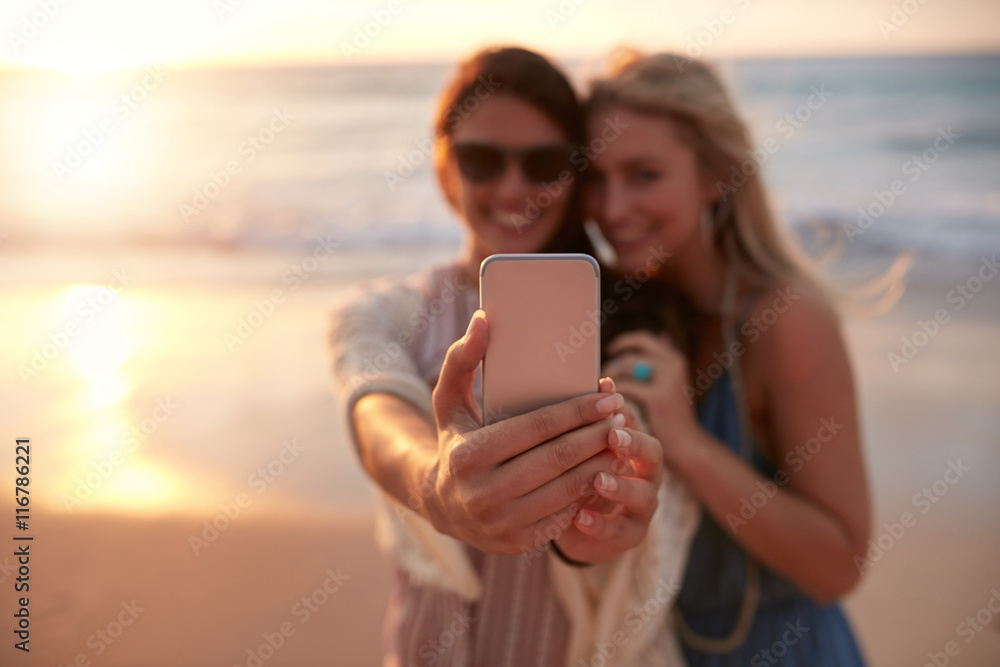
[589,50,819,287]
[588,49,910,311]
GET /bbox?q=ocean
[1,52,998,257]
[3,53,1000,667]
[2,52,999,517]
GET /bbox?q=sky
[1,0,999,73]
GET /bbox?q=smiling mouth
[607,226,652,247]
[493,211,535,231]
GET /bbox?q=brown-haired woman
[331,47,692,666]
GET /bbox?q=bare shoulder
[741,278,849,388]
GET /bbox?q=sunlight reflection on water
[54,284,189,514]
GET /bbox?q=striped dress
[330,261,696,667]
[330,263,571,666]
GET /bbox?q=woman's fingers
[530,429,665,559]
[432,311,488,433]
[506,449,619,526]
[513,425,663,532]
[610,427,662,474]
[472,391,625,467]
[571,502,650,545]
[493,415,623,497]
[592,472,658,518]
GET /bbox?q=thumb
[433,310,487,432]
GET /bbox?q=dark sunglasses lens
[522,147,573,183]
[454,145,505,182]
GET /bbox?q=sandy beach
[1,244,998,666]
[0,2,996,661]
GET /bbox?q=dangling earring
[702,198,733,250]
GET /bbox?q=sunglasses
[452,143,574,184]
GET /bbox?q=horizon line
[2,47,999,76]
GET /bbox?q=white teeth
[496,213,531,230]
[612,229,647,244]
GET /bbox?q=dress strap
[675,265,761,653]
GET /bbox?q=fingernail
[576,509,593,526]
[611,412,626,428]
[603,377,616,393]
[596,393,624,415]
[613,428,631,449]
[597,471,618,492]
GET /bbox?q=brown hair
[432,46,591,254]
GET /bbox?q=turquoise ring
[631,360,653,383]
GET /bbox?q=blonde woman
[587,51,870,665]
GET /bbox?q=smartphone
[480,253,600,426]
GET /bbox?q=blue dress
[678,370,866,666]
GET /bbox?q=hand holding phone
[479,254,600,425]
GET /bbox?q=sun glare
[26,52,145,75]
[100,463,183,513]
[48,285,193,515]
[63,284,135,382]
[48,285,189,514]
